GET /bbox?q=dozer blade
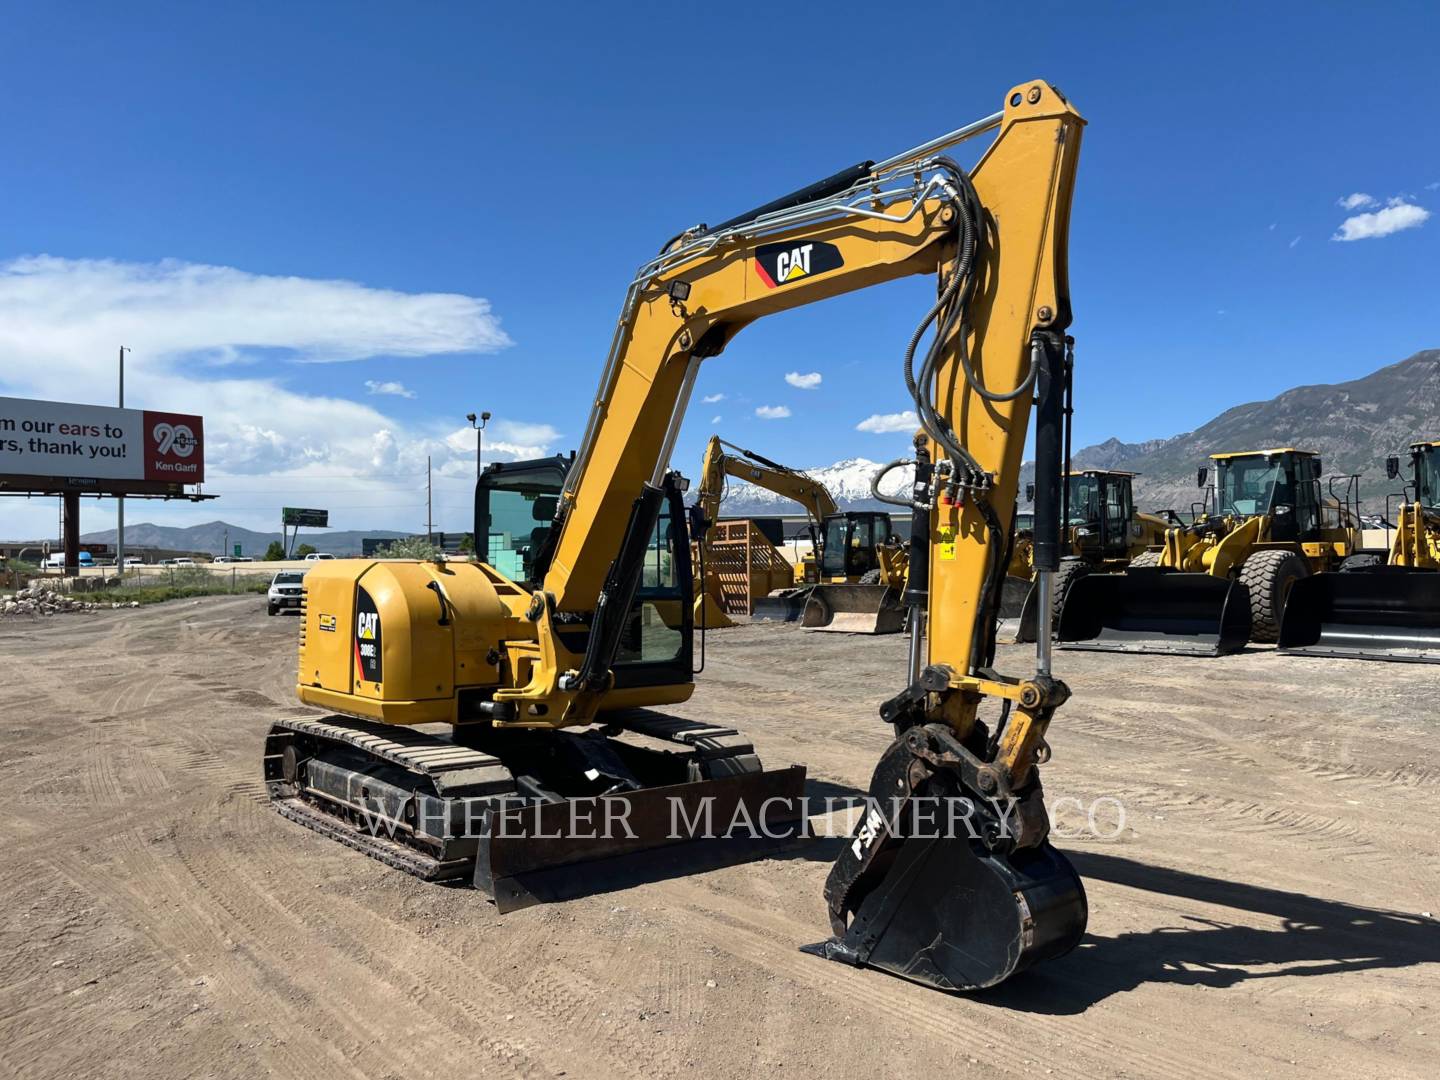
[800,584,906,634]
[694,592,736,629]
[1278,568,1440,663]
[1056,567,1250,657]
[265,713,807,907]
[751,586,814,623]
[803,836,1087,991]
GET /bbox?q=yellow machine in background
[691,435,836,626]
[1279,440,1440,662]
[1059,448,1369,654]
[265,80,1089,992]
[1005,469,1171,639]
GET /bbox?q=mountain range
[59,349,1440,546]
[718,348,1439,517]
[78,521,409,557]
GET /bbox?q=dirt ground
[1,596,1437,1079]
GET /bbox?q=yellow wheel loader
[1279,440,1440,662]
[1004,469,1171,640]
[1058,448,1370,655]
[265,80,1090,992]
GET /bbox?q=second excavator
[265,79,1088,992]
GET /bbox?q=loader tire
[1129,550,1162,569]
[1239,549,1309,643]
[1050,558,1092,629]
[859,569,883,585]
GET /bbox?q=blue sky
[2,2,1437,537]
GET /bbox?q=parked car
[42,552,94,569]
[304,552,336,562]
[122,557,144,568]
[267,570,307,615]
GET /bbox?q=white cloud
[1289,235,1302,249]
[755,405,791,420]
[710,415,722,424]
[1332,201,1431,242]
[701,393,725,403]
[444,419,561,461]
[784,371,822,390]
[856,410,918,434]
[1267,222,1277,231]
[1427,181,1440,192]
[365,379,415,398]
[0,254,520,536]
[1337,193,1376,210]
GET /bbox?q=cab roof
[1064,469,1137,478]
[1413,440,1440,450]
[1209,448,1315,460]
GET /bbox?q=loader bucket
[803,837,1087,992]
[694,593,736,629]
[1056,568,1251,657]
[1277,568,1440,663]
[751,587,813,622]
[800,583,906,634]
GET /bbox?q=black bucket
[803,837,1087,991]
[1056,568,1251,657]
[751,587,813,622]
[1278,568,1440,663]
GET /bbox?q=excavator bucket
[1277,568,1440,663]
[994,575,1037,644]
[1056,567,1251,656]
[803,836,1087,991]
[751,587,814,622]
[800,583,906,634]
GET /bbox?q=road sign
[233,543,242,557]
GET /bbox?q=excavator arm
[695,435,838,533]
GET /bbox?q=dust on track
[0,596,1436,1079]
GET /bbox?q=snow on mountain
[716,457,909,515]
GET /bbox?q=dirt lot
[2,596,1436,1079]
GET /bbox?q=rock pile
[0,583,140,617]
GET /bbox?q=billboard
[283,507,329,527]
[0,396,204,485]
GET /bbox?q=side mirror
[1025,482,1036,503]
[1196,466,1208,488]
[1386,456,1401,481]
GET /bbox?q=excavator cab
[1067,470,1135,561]
[818,511,893,579]
[474,454,573,587]
[1280,441,1440,663]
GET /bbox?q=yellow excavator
[691,435,912,632]
[691,435,833,625]
[264,79,1087,992]
[1058,448,1369,655]
[1279,440,1440,661]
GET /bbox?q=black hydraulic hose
[871,458,917,508]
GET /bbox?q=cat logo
[357,612,378,639]
[753,239,843,289]
[318,614,337,633]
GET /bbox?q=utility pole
[117,346,130,575]
[426,455,433,541]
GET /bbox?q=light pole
[118,346,131,575]
[466,411,491,477]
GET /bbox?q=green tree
[296,543,317,558]
[263,541,286,561]
[458,533,475,555]
[378,535,443,560]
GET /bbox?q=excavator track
[264,712,805,905]
[263,714,516,881]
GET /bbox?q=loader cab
[818,511,894,580]
[1065,470,1134,560]
[474,453,574,587]
[1412,442,1440,509]
[1212,449,1323,542]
